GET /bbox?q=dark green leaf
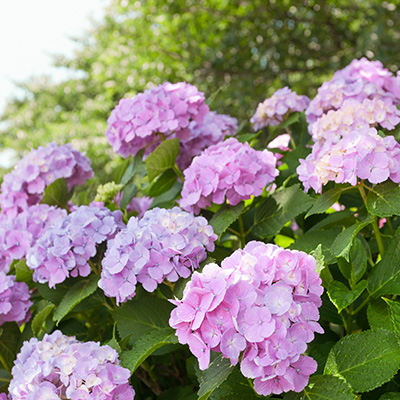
[198,354,234,400]
[150,181,182,209]
[324,329,400,392]
[121,328,178,373]
[32,300,55,337]
[147,168,177,197]
[366,181,400,217]
[328,280,367,313]
[283,375,355,400]
[368,228,400,298]
[120,182,137,209]
[120,150,144,185]
[145,139,180,182]
[306,186,350,218]
[383,299,400,338]
[53,275,99,324]
[253,184,315,239]
[367,298,394,332]
[41,178,70,209]
[379,393,400,400]
[0,322,21,373]
[209,203,244,236]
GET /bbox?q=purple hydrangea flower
[106,82,209,157]
[99,207,217,304]
[0,204,67,273]
[250,87,310,130]
[0,271,32,326]
[180,138,279,214]
[306,58,400,128]
[8,330,135,399]
[169,241,323,396]
[26,206,123,288]
[0,142,93,217]
[178,111,238,169]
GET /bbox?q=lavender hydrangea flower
[0,271,32,326]
[0,204,67,273]
[169,241,323,396]
[8,330,135,399]
[99,207,217,304]
[178,111,238,169]
[306,58,400,128]
[0,142,93,217]
[297,127,400,193]
[26,206,123,288]
[106,81,209,158]
[180,138,279,214]
[250,87,310,131]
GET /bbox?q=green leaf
[120,182,137,209]
[367,298,394,332]
[327,280,367,313]
[53,275,99,325]
[253,184,315,239]
[306,186,350,218]
[366,181,400,217]
[32,300,55,337]
[121,328,178,373]
[310,244,325,274]
[145,138,180,182]
[330,215,373,261]
[14,260,33,284]
[150,181,182,209]
[0,322,21,373]
[283,375,355,400]
[147,168,177,197]
[198,354,234,400]
[280,111,300,128]
[368,228,400,298]
[120,150,144,185]
[114,297,174,342]
[41,178,70,209]
[209,203,244,236]
[379,393,400,400]
[383,298,400,338]
[324,329,400,393]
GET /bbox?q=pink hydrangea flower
[169,241,323,396]
[180,138,279,213]
[8,330,135,399]
[250,87,310,130]
[106,82,209,157]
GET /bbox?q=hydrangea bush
[2,58,400,399]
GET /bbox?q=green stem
[89,260,100,275]
[285,127,296,149]
[238,215,246,248]
[173,162,185,182]
[351,295,371,315]
[227,227,241,237]
[387,217,395,236]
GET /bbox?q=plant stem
[238,215,246,248]
[285,127,296,149]
[173,162,185,182]
[351,295,371,315]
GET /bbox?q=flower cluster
[178,111,238,169]
[0,271,32,327]
[26,206,123,288]
[310,98,400,144]
[0,142,93,217]
[0,204,67,273]
[297,127,400,193]
[306,58,400,127]
[250,87,310,131]
[8,330,135,399]
[169,242,323,396]
[99,207,217,304]
[106,82,209,158]
[180,138,279,214]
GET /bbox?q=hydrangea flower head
[99,207,217,304]
[178,111,238,169]
[26,206,123,288]
[250,87,310,131]
[0,271,32,326]
[106,82,209,157]
[306,58,400,127]
[180,138,279,213]
[8,330,135,399]
[169,241,323,396]
[0,142,93,217]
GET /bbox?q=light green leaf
[32,300,55,337]
[327,280,367,313]
[283,375,355,400]
[253,184,315,239]
[14,259,33,284]
[121,328,178,373]
[306,186,350,218]
[324,329,400,393]
[367,298,394,332]
[383,298,400,338]
[198,354,234,400]
[145,138,180,182]
[53,275,99,325]
[41,178,70,209]
[209,203,244,236]
[366,181,400,217]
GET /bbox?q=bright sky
[0,0,107,113]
